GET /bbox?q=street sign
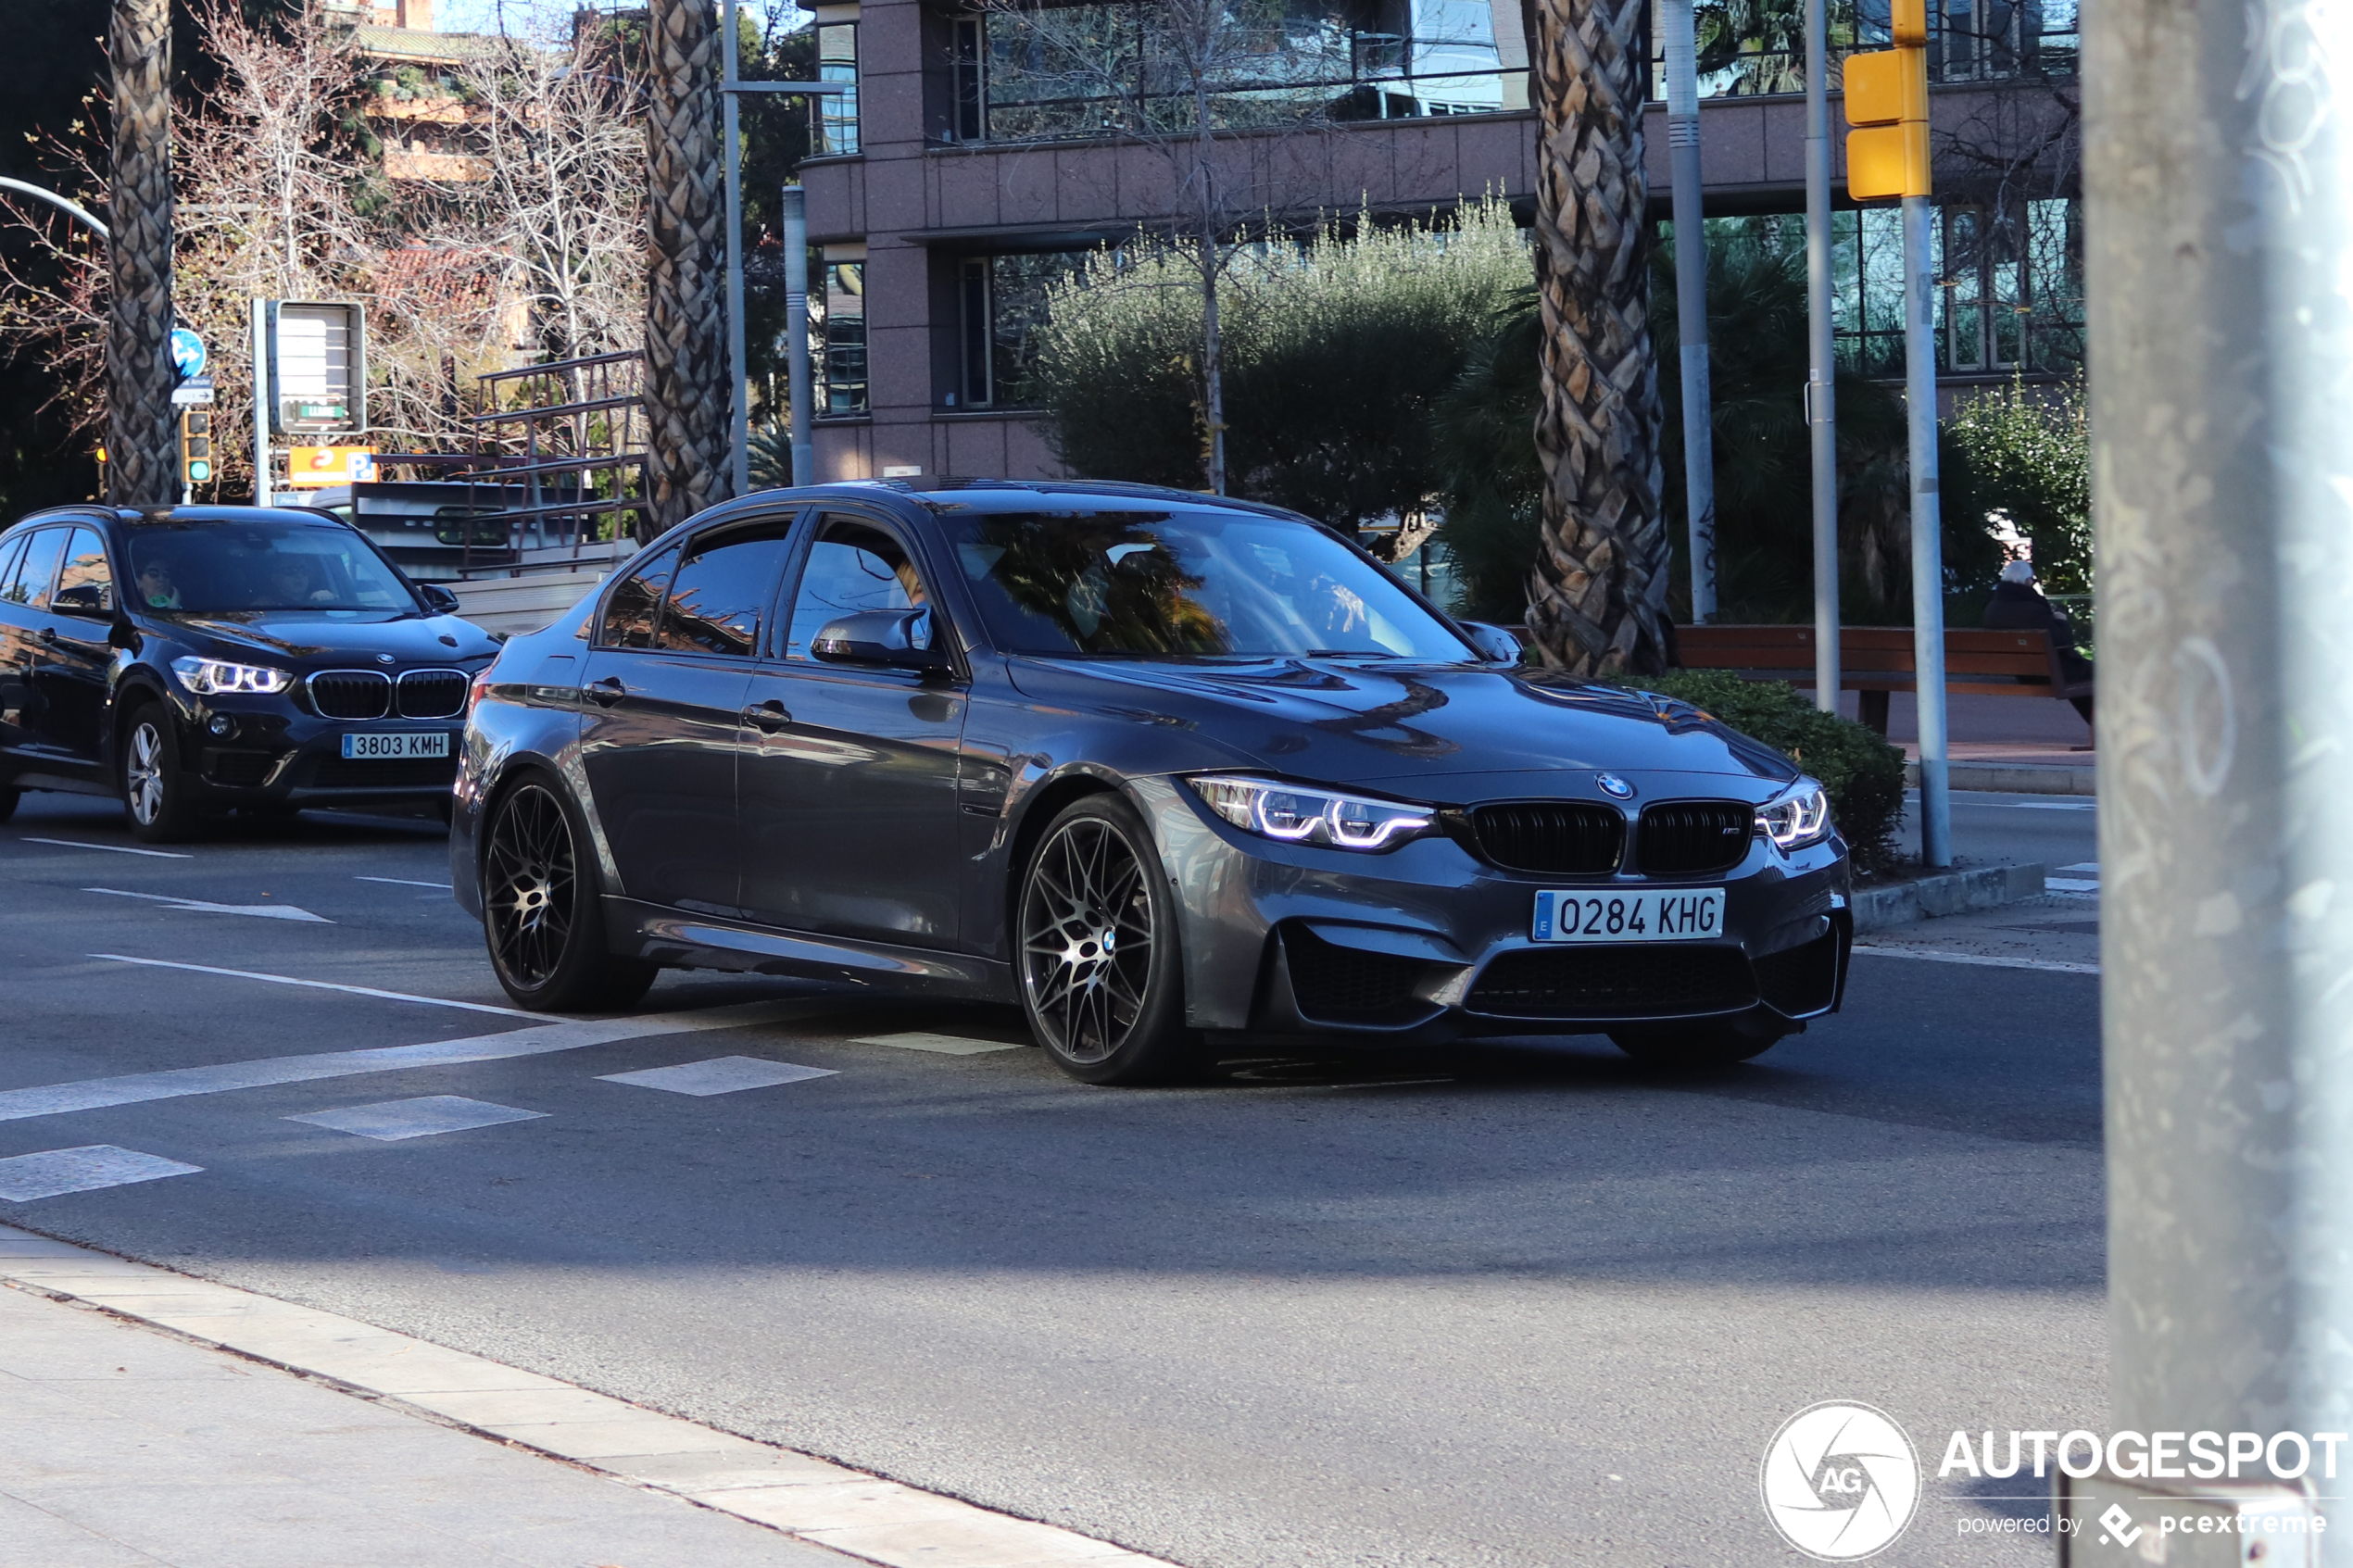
[170,375,214,406]
[264,302,367,435]
[284,445,377,488]
[170,326,207,381]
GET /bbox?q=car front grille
[396,670,468,719]
[308,670,391,720]
[1465,802,1625,876]
[307,756,459,790]
[1634,801,1756,877]
[1282,926,1431,1023]
[1466,944,1757,1019]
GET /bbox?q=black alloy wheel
[1017,796,1195,1085]
[120,701,203,843]
[481,778,656,1011]
[1609,1008,1790,1069]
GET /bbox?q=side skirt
[604,897,1016,1004]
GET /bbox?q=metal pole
[782,185,812,486]
[1803,0,1839,713]
[1901,194,1947,867]
[2091,0,2353,1531]
[249,299,271,507]
[1661,0,1716,623]
[0,177,108,239]
[723,0,749,497]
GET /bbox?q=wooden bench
[1673,624,2092,735]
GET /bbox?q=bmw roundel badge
[1595,772,1636,800]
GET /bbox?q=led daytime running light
[170,656,293,696]
[1757,780,1832,849]
[1189,775,1435,852]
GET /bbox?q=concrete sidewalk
[0,1277,856,1568]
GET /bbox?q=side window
[0,535,27,604]
[53,527,116,617]
[782,515,931,661]
[599,544,681,650]
[3,529,66,611]
[655,523,798,658]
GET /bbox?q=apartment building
[796,0,2083,483]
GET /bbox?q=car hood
[1006,657,1800,796]
[154,610,499,668]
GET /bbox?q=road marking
[598,1056,837,1096]
[86,887,331,922]
[0,1000,810,1123]
[2058,862,2100,873]
[0,1146,204,1202]
[20,837,194,859]
[93,955,536,1017]
[2046,878,2100,892]
[853,1031,1026,1056]
[1855,946,2099,975]
[288,1096,547,1141]
[2007,801,2096,810]
[358,875,454,889]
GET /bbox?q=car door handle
[585,676,627,708]
[742,699,792,733]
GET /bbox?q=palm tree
[107,0,176,507]
[1526,0,1670,674]
[643,0,727,534]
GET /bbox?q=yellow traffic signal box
[1843,0,1931,200]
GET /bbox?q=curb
[1852,862,2047,933]
[1906,760,2097,797]
[0,1224,1172,1568]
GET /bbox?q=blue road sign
[170,327,207,381]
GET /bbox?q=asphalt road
[0,789,2106,1568]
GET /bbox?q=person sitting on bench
[1983,559,2095,726]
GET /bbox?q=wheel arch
[1000,768,1131,935]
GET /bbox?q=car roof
[5,505,350,535]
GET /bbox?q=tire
[479,775,658,1012]
[120,701,205,844]
[1016,794,1196,1085]
[1609,1009,1790,1069]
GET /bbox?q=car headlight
[1187,774,1435,851]
[170,656,294,696]
[1757,779,1832,850]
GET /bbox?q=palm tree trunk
[644,0,728,535]
[107,0,176,508]
[1527,0,1670,675]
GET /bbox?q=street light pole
[723,0,749,496]
[1902,191,1948,868]
[1661,0,1716,624]
[1802,0,1839,714]
[781,185,812,486]
[2090,0,2353,1529]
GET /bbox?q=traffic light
[1843,0,1931,200]
[179,409,213,486]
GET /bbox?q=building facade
[797,0,2082,483]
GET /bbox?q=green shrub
[1604,669,1907,872]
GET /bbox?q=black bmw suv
[0,505,502,841]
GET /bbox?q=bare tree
[107,0,177,505]
[643,0,728,532]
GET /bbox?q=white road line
[852,1031,1026,1056]
[2007,802,2096,811]
[358,875,454,889]
[288,1096,547,1141]
[86,887,331,922]
[0,1146,204,1202]
[598,1057,837,1096]
[19,837,194,859]
[2046,878,2101,892]
[1854,946,2099,976]
[92,955,535,1017]
[0,1000,809,1123]
[2058,862,2100,873]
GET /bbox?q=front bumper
[168,691,461,809]
[1134,776,1852,1042]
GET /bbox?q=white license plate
[1533,887,1726,943]
[339,731,450,760]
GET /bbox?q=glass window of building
[821,258,868,415]
[816,21,860,155]
[1831,196,2082,378]
[951,252,1088,410]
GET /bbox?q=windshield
[124,521,419,616]
[943,509,1473,660]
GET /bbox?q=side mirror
[53,583,112,619]
[1459,621,1527,665]
[420,583,462,614]
[811,606,950,672]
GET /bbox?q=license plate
[1533,887,1726,943]
[339,731,450,760]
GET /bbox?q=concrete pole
[2089,0,2353,1520]
[1902,194,1948,867]
[1803,0,1839,713]
[781,186,813,486]
[1660,0,1716,623]
[250,299,271,507]
[722,0,750,496]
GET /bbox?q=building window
[957,259,993,407]
[822,257,867,414]
[1659,0,2077,99]
[947,253,1088,410]
[816,21,860,155]
[958,0,1527,145]
[1831,196,2082,379]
